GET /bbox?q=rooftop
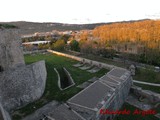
[67,68,131,112]
[107,68,128,78]
[22,41,50,45]
[48,104,84,120]
[68,81,113,110]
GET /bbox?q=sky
[1,0,160,24]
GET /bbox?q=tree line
[92,20,160,49]
[73,20,160,66]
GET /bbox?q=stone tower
[0,28,47,119]
[0,29,25,71]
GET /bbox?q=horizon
[1,0,160,24]
[0,18,156,25]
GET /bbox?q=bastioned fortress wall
[0,29,25,70]
[0,103,11,120]
[0,29,47,115]
[0,60,47,111]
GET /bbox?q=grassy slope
[133,68,160,84]
[134,83,160,94]
[78,53,128,68]
[12,53,108,119]
[74,53,160,94]
[133,68,160,94]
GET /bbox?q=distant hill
[0,24,17,29]
[0,19,150,35]
[0,21,106,35]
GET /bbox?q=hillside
[0,24,17,29]
[0,21,106,35]
[0,19,150,35]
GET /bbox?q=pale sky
[1,0,160,24]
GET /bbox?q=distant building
[21,30,61,39]
[22,41,50,51]
[21,34,36,38]
[22,41,50,46]
[62,31,72,35]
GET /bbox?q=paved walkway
[22,101,59,120]
[133,80,160,87]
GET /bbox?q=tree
[54,39,65,51]
[60,35,70,43]
[38,43,43,50]
[70,40,80,52]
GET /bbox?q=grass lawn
[134,83,160,94]
[78,53,128,68]
[12,53,109,120]
[133,68,160,84]
[73,52,160,84]
[114,102,159,120]
[63,51,128,68]
[132,68,160,94]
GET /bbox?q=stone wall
[97,75,132,120]
[131,86,160,103]
[47,50,115,70]
[54,67,75,91]
[23,50,47,55]
[0,29,25,70]
[0,60,47,111]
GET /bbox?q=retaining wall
[47,50,115,70]
[131,86,160,103]
[54,67,75,91]
[0,29,25,70]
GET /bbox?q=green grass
[132,68,160,94]
[12,53,109,120]
[114,103,159,120]
[78,53,128,68]
[76,52,160,84]
[133,68,160,84]
[73,52,160,84]
[65,51,160,93]
[63,51,128,68]
[134,83,160,94]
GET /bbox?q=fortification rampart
[0,60,47,111]
[0,29,24,70]
[0,29,47,115]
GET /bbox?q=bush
[53,39,65,51]
[70,40,80,52]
